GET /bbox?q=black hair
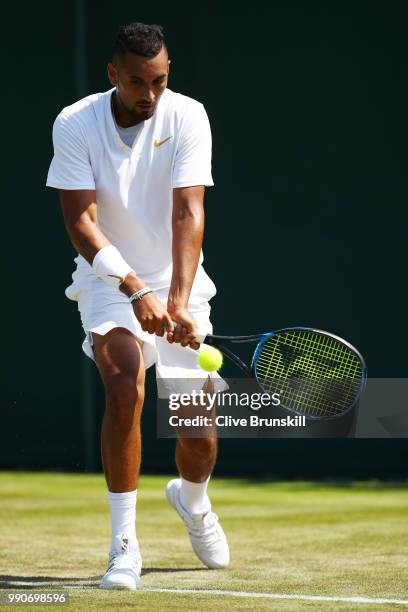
[114,22,166,60]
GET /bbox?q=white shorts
[65,263,228,396]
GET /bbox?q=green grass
[0,473,407,610]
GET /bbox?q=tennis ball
[198,347,223,372]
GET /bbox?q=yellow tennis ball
[198,347,223,372]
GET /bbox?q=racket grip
[194,332,208,344]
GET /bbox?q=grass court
[0,473,407,610]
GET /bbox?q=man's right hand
[132,293,174,336]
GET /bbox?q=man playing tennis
[46,22,229,590]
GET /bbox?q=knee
[105,373,145,413]
[178,436,217,460]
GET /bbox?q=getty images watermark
[167,390,306,428]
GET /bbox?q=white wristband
[92,245,134,288]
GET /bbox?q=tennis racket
[195,328,366,420]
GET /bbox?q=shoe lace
[108,552,140,572]
[188,511,222,545]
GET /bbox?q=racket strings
[259,366,357,417]
[255,331,364,417]
[258,339,355,413]
[259,361,360,415]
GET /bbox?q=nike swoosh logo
[154,136,172,148]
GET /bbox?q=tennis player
[46,22,229,590]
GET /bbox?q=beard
[113,90,156,124]
[131,105,156,121]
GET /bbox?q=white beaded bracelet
[129,287,153,303]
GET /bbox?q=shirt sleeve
[46,112,96,190]
[172,102,214,188]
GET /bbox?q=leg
[92,327,145,493]
[166,376,230,568]
[175,375,217,483]
[93,327,144,590]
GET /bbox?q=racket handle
[194,332,209,344]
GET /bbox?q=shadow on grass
[0,567,206,589]
[0,576,100,589]
[142,567,207,576]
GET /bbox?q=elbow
[173,209,204,236]
[173,199,205,223]
[65,217,96,249]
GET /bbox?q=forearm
[66,217,109,264]
[169,201,204,308]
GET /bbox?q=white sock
[179,476,211,515]
[108,490,137,553]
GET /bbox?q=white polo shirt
[46,87,214,287]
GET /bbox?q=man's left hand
[166,304,200,349]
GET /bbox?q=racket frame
[202,328,367,420]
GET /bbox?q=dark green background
[1,1,407,476]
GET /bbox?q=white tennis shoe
[166,478,230,569]
[100,534,142,590]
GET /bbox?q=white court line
[3,582,408,606]
[140,588,408,605]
